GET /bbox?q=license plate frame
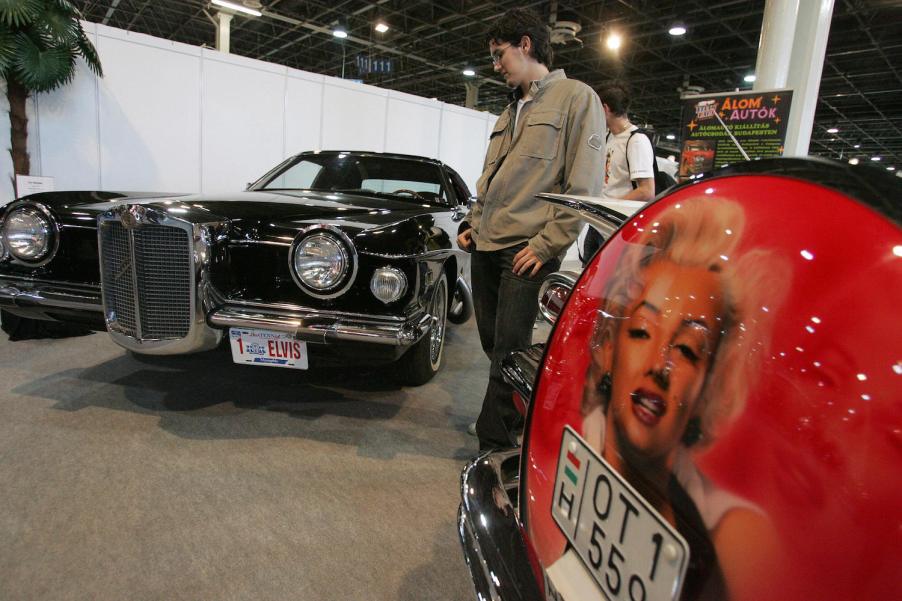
[228,328,308,370]
[549,426,689,601]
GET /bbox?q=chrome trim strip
[0,279,103,312]
[207,306,431,346]
[359,248,458,260]
[458,448,539,601]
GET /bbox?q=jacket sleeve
[528,85,606,263]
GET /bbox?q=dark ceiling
[75,0,902,169]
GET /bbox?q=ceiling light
[462,68,476,77]
[888,166,897,171]
[211,0,261,17]
[333,27,348,39]
[826,127,839,133]
[871,156,882,161]
[744,74,756,83]
[668,25,687,36]
[848,158,859,165]
[375,22,389,33]
[606,33,622,51]
[665,134,676,140]
[854,144,861,148]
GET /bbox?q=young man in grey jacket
[457,7,605,450]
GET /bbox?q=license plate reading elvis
[229,328,308,369]
[551,427,689,601]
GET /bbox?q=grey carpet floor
[0,319,502,601]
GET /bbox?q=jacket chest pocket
[486,113,511,165]
[520,110,564,160]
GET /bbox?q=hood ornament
[114,204,152,229]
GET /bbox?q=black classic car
[0,151,475,385]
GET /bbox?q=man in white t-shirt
[582,82,655,265]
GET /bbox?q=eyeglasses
[490,43,517,65]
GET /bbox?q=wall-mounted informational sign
[678,89,793,178]
[15,174,55,198]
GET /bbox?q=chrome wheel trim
[429,278,447,369]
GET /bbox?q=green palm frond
[31,2,80,45]
[12,31,76,92]
[0,0,42,28]
[75,29,102,77]
[0,28,15,74]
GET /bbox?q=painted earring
[682,416,703,447]
[599,371,612,401]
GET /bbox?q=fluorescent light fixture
[665,134,676,140]
[333,27,348,39]
[744,74,756,83]
[211,0,261,17]
[826,127,839,133]
[375,22,389,33]
[462,68,476,77]
[854,144,861,148]
[606,33,622,51]
[668,25,687,36]
[848,158,859,165]
[871,156,882,161]
[888,166,896,171]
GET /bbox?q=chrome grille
[100,221,192,340]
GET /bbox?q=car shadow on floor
[12,349,477,461]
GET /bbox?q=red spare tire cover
[524,174,902,601]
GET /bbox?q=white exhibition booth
[0,21,498,205]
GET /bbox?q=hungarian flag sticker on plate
[229,328,308,369]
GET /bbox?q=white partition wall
[0,21,497,205]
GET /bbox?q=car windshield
[258,154,448,204]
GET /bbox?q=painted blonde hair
[585,197,790,446]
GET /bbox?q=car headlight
[1,205,54,262]
[290,226,356,297]
[370,267,407,304]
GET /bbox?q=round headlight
[2,207,52,262]
[292,232,349,291]
[370,267,407,304]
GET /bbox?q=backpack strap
[626,127,660,190]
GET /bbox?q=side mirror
[451,204,467,222]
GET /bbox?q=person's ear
[519,35,531,57]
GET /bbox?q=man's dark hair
[486,8,553,67]
[598,82,631,117]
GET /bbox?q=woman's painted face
[607,260,725,464]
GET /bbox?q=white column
[216,12,233,54]
[753,0,799,89]
[783,0,834,156]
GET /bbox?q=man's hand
[512,246,544,277]
[457,228,474,251]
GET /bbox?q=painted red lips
[630,388,667,426]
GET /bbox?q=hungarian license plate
[549,427,689,601]
[228,328,308,369]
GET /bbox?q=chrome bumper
[207,305,431,346]
[458,448,542,601]
[0,275,430,349]
[0,276,103,313]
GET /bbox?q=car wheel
[447,277,473,325]
[398,272,448,386]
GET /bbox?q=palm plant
[0,0,102,192]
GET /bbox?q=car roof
[295,150,447,168]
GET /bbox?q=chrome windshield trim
[535,193,645,239]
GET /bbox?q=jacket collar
[510,69,566,103]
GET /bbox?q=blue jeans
[471,243,560,450]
